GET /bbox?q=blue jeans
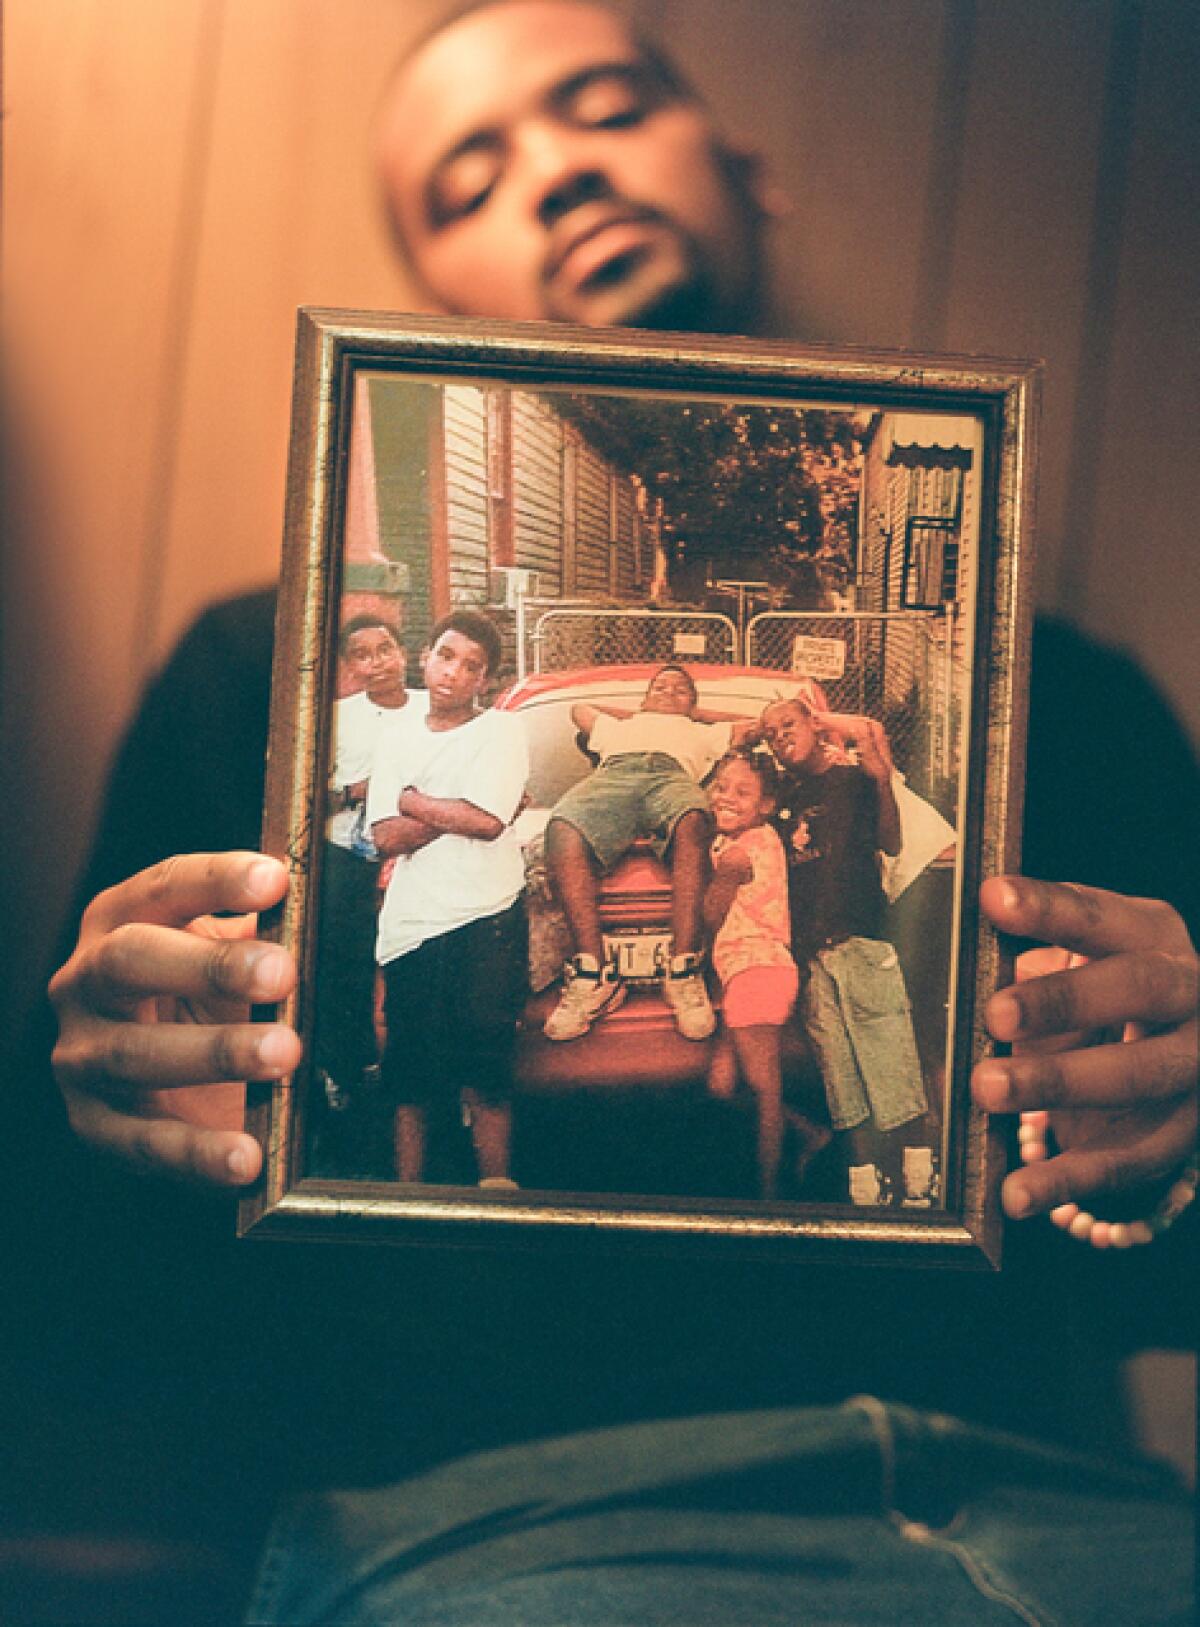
[245,1400,1191,1625]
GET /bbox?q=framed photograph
[239,310,1039,1268]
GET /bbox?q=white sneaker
[544,955,625,1041]
[901,1146,939,1207]
[319,1069,349,1112]
[849,1163,884,1205]
[663,953,716,1041]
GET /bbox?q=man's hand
[973,877,1198,1220]
[49,852,301,1188]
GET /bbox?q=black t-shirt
[774,761,887,956]
[7,591,1199,1532]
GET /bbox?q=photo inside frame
[302,370,982,1215]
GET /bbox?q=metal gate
[508,594,959,806]
[746,610,957,803]
[517,599,737,678]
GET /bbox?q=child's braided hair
[711,745,782,805]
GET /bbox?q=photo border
[238,309,1040,1269]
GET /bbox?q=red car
[496,664,830,1198]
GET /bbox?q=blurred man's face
[377,1,767,332]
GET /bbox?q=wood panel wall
[4,0,1198,1039]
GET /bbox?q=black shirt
[7,591,1199,1534]
[774,761,888,956]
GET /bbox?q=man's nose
[514,120,613,228]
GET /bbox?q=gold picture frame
[239,309,1039,1269]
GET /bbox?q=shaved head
[375,0,771,332]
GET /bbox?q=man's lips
[543,205,667,291]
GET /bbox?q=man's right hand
[49,852,301,1188]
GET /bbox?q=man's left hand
[973,877,1198,1220]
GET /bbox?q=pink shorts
[721,964,800,1029]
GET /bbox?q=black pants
[381,902,528,1109]
[313,842,381,1086]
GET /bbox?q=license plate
[604,930,673,984]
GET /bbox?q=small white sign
[790,633,847,679]
[605,931,673,984]
[673,631,708,656]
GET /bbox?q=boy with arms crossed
[368,611,528,1186]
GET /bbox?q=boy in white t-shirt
[544,665,757,1042]
[315,616,427,1115]
[368,611,529,1186]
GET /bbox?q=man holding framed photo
[38,3,1197,1622]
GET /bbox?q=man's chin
[545,255,724,334]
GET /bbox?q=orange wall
[4,0,1199,1033]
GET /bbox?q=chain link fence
[506,596,959,812]
[518,601,737,677]
[747,611,958,808]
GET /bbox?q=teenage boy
[315,615,425,1114]
[545,663,757,1042]
[760,696,934,1204]
[367,610,528,1185]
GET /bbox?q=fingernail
[974,1063,1010,1110]
[997,881,1020,913]
[1005,1183,1032,1218]
[227,1143,254,1180]
[258,1027,293,1069]
[988,992,1022,1040]
[245,947,289,996]
[247,858,282,898]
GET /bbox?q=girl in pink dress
[704,751,830,1198]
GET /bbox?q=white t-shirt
[588,710,732,782]
[327,688,429,852]
[367,705,529,965]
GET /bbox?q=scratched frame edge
[239,308,1041,1271]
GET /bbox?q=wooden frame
[239,309,1039,1269]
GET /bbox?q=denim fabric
[246,1400,1191,1626]
[549,753,709,870]
[804,937,928,1132]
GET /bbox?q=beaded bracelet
[1017,1110,1199,1248]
